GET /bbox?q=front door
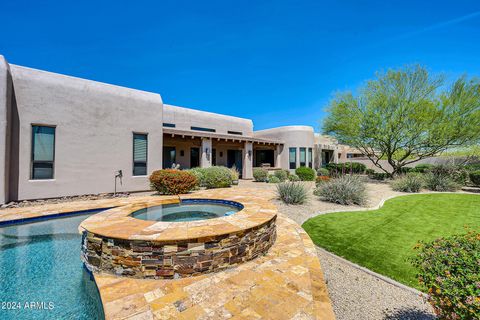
[190,147,200,168]
[227,150,243,178]
[163,147,176,169]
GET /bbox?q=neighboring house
[0,55,361,203]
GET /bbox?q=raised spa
[131,199,243,222]
[80,196,277,279]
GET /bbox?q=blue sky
[1,1,479,131]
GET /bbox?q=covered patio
[162,128,283,179]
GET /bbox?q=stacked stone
[82,218,276,279]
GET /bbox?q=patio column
[333,147,339,164]
[243,141,253,179]
[275,144,282,168]
[201,138,212,168]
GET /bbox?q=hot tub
[80,196,276,279]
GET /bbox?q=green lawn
[302,193,480,290]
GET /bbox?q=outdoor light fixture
[248,150,252,159]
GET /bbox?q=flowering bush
[149,169,197,195]
[295,166,316,181]
[315,175,330,187]
[412,231,480,319]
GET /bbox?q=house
[0,55,359,203]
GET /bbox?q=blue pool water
[0,212,105,320]
[132,200,242,222]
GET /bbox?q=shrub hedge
[412,231,480,319]
[326,162,366,174]
[268,175,281,183]
[149,169,197,195]
[316,168,330,177]
[202,166,233,189]
[295,166,316,181]
[288,174,300,181]
[469,170,480,186]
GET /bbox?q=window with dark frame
[31,125,55,180]
[227,131,242,135]
[289,147,296,169]
[308,148,313,168]
[133,133,148,176]
[300,147,306,167]
[191,126,216,132]
[163,123,176,128]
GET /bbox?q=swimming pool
[0,212,105,320]
[131,199,243,222]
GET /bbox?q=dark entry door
[190,147,200,168]
[227,150,243,177]
[163,147,176,169]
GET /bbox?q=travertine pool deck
[0,188,335,319]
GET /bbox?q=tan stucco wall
[163,104,253,136]
[9,64,163,200]
[254,126,315,171]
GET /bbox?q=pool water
[131,200,242,222]
[0,213,104,320]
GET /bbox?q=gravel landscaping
[237,180,437,320]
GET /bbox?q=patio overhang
[162,128,284,145]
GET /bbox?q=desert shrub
[202,166,232,189]
[424,173,459,191]
[187,167,206,187]
[268,175,280,183]
[230,165,240,181]
[295,166,316,181]
[276,182,308,204]
[365,168,375,175]
[288,174,300,181]
[398,166,414,174]
[413,164,435,173]
[412,231,480,320]
[314,175,367,205]
[274,169,289,182]
[391,173,424,193]
[149,169,197,195]
[315,175,330,187]
[317,168,330,177]
[469,170,480,186]
[369,172,388,181]
[253,168,268,182]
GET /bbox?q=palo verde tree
[323,65,480,176]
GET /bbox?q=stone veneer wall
[81,217,276,279]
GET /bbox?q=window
[289,148,296,169]
[31,125,55,179]
[133,133,148,176]
[163,123,176,128]
[190,147,200,168]
[300,148,306,167]
[227,131,242,135]
[191,126,216,132]
[308,148,313,168]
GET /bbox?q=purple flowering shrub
[412,231,480,319]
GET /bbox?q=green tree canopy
[323,65,480,175]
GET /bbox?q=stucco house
[0,55,361,203]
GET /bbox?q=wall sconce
[248,150,252,159]
[205,148,210,154]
